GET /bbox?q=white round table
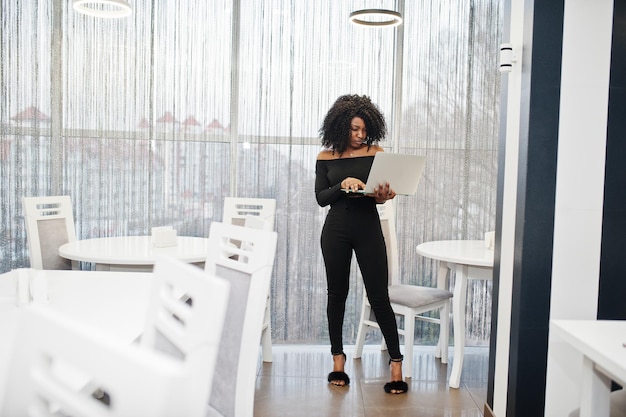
[416,240,494,388]
[59,236,209,271]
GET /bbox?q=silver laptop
[344,152,427,196]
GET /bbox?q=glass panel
[0,0,501,346]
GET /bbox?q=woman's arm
[315,160,343,207]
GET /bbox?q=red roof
[156,112,178,123]
[11,106,50,121]
[182,116,201,126]
[206,119,223,129]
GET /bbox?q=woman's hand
[372,182,396,203]
[341,177,366,192]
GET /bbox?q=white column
[491,0,527,413]
[544,0,613,416]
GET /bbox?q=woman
[315,94,408,394]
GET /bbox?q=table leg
[449,264,468,389]
[579,356,611,417]
[434,261,450,363]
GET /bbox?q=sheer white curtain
[0,0,500,345]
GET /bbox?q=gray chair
[353,200,454,378]
[140,256,231,416]
[222,197,276,363]
[204,221,277,417]
[222,197,276,229]
[22,195,77,270]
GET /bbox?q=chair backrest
[377,199,400,286]
[0,304,197,417]
[22,196,76,270]
[222,197,276,230]
[243,214,273,231]
[204,221,278,417]
[141,256,230,413]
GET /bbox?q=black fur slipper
[327,371,350,386]
[384,380,408,394]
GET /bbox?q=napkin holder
[484,231,495,250]
[152,226,178,247]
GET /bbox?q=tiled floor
[254,345,489,417]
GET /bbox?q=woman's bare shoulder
[317,149,338,160]
[369,145,385,154]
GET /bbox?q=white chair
[140,255,231,414]
[353,200,453,378]
[204,221,277,417]
[22,195,77,270]
[0,304,198,417]
[222,197,276,363]
[222,197,276,229]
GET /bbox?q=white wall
[544,0,613,416]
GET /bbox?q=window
[0,0,500,345]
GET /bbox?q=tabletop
[551,319,626,385]
[58,235,210,266]
[415,240,494,267]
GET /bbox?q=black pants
[320,198,402,360]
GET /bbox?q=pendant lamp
[73,0,132,18]
[349,9,402,27]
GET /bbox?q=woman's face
[349,117,366,150]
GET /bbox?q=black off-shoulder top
[315,156,375,207]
